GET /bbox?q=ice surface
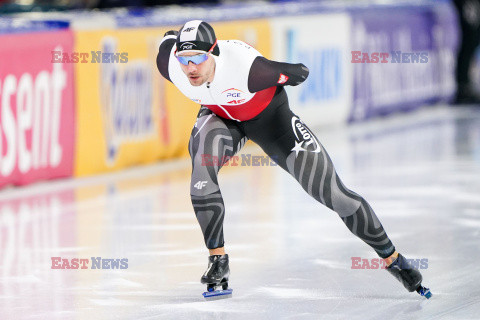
[1,106,479,319]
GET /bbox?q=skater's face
[177,51,215,87]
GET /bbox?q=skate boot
[386,253,432,299]
[201,254,233,299]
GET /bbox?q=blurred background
[1,0,480,319]
[1,0,478,185]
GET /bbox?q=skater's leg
[189,107,247,251]
[244,88,430,297]
[244,88,395,258]
[209,247,225,256]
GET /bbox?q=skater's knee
[190,153,221,196]
[190,176,220,197]
[189,131,233,180]
[189,141,231,196]
[328,184,363,218]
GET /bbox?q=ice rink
[1,105,480,320]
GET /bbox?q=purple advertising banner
[349,3,459,122]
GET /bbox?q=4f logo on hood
[291,116,321,157]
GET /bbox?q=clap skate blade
[416,285,432,299]
[202,279,233,300]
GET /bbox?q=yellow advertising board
[74,20,271,177]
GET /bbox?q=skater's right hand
[163,30,179,38]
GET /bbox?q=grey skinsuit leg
[189,107,247,249]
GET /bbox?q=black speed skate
[386,253,432,299]
[201,254,233,299]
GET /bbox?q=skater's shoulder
[218,40,262,61]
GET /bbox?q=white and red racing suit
[156,32,396,260]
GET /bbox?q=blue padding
[0,18,69,34]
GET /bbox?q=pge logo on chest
[222,88,244,100]
[221,88,247,104]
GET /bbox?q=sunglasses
[176,53,210,66]
[175,40,217,66]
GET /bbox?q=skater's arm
[247,56,309,93]
[156,30,178,82]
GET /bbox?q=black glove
[285,63,310,86]
[163,30,179,37]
